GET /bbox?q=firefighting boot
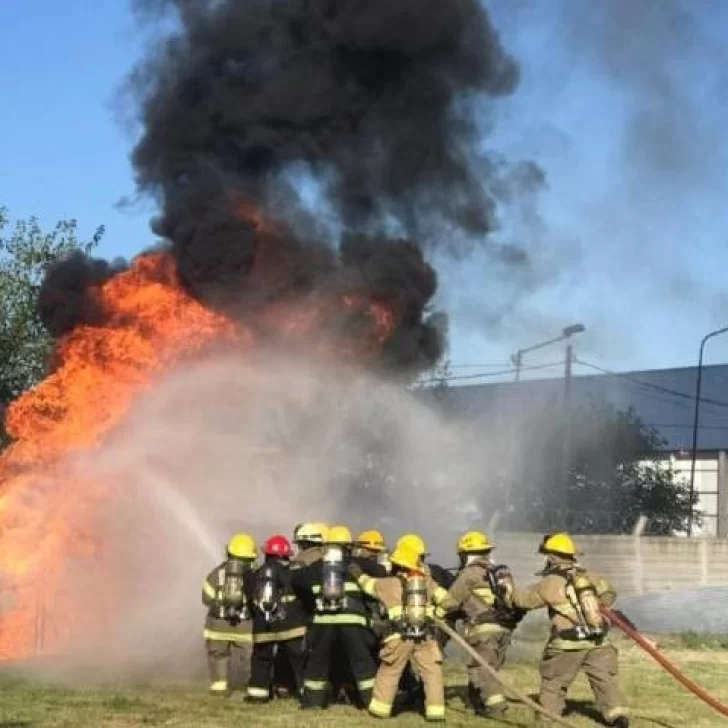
[300,683,330,710]
[245,685,271,703]
[208,656,230,696]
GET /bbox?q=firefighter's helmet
[390,543,422,572]
[356,529,386,552]
[227,533,257,560]
[293,522,327,545]
[327,525,353,545]
[396,534,428,557]
[539,533,578,558]
[264,534,292,558]
[457,531,493,553]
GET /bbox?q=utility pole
[512,351,522,381]
[561,343,574,512]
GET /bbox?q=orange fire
[0,239,398,659]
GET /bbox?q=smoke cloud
[37,0,543,376]
[129,0,518,236]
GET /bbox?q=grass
[1,635,728,727]
[669,631,728,650]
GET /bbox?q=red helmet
[264,535,292,558]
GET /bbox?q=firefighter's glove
[492,565,514,601]
[347,562,363,580]
[433,605,447,620]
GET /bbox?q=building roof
[443,363,728,452]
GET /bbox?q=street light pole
[688,326,728,537]
[561,342,575,513]
[511,324,585,382]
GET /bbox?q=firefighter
[447,530,524,717]
[349,541,457,721]
[505,533,629,728]
[394,533,459,708]
[246,535,308,703]
[202,533,257,695]
[292,524,385,710]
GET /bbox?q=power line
[417,360,563,384]
[574,358,728,412]
[641,423,728,430]
[447,362,511,369]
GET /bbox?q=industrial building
[445,364,728,537]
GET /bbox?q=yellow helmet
[326,525,353,545]
[457,530,493,553]
[356,529,386,552]
[389,543,422,572]
[293,522,327,545]
[396,534,427,557]
[227,533,257,560]
[539,533,578,558]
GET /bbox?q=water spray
[139,468,219,562]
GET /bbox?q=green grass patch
[0,643,727,726]
[670,631,728,650]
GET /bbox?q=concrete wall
[486,533,728,598]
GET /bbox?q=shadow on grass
[0,722,35,727]
[442,685,536,727]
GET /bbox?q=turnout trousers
[466,629,511,711]
[301,624,376,708]
[369,636,445,721]
[206,639,253,694]
[247,636,306,700]
[539,643,628,723]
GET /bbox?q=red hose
[603,606,728,720]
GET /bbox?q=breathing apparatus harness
[395,570,432,642]
[556,564,607,641]
[463,555,525,629]
[317,543,349,612]
[217,557,250,622]
[255,561,285,625]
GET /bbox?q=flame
[0,233,399,659]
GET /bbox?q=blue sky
[1,1,727,381]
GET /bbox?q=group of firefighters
[201,523,629,727]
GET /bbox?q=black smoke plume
[38,252,126,338]
[40,0,523,373]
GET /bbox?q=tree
[502,401,699,535]
[0,207,104,445]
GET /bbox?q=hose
[603,606,728,720]
[434,619,581,728]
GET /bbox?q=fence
[491,533,728,598]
